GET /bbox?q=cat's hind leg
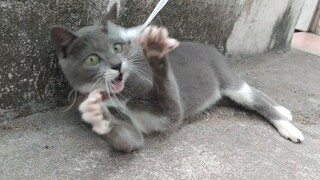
[79,90,144,152]
[222,83,304,143]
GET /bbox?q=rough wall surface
[0,0,304,121]
[0,0,109,120]
[226,0,305,56]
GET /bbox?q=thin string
[122,0,169,41]
[143,0,168,28]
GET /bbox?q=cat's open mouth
[110,73,124,94]
[112,73,123,83]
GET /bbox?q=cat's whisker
[128,53,145,60]
[90,76,104,92]
[63,90,78,112]
[116,91,127,100]
[104,81,126,118]
[105,81,117,108]
[130,57,145,61]
[105,81,111,98]
[127,53,141,59]
[130,62,159,77]
[68,78,76,87]
[130,67,152,81]
[108,82,130,119]
[129,56,145,62]
[105,81,124,116]
[105,82,128,119]
[129,64,158,86]
[129,61,146,66]
[67,89,75,103]
[129,53,145,58]
[92,73,104,81]
[108,82,119,105]
[127,49,143,58]
[130,68,160,94]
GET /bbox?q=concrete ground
[1,49,319,179]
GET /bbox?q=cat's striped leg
[138,26,183,130]
[79,90,144,152]
[223,83,304,143]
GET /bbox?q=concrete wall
[296,0,319,31]
[227,0,304,56]
[0,0,304,121]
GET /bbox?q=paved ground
[1,49,319,179]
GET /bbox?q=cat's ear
[102,3,118,24]
[50,26,77,50]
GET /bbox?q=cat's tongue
[111,79,124,94]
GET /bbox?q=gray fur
[50,5,303,152]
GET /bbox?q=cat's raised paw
[139,26,180,58]
[79,89,112,135]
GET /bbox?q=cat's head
[50,4,136,95]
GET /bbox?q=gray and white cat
[50,4,304,152]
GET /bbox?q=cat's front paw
[139,26,180,58]
[79,89,112,135]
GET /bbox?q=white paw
[92,120,112,135]
[79,89,112,135]
[272,120,304,143]
[139,26,180,58]
[274,106,293,121]
[79,90,103,123]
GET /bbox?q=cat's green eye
[85,55,100,66]
[113,43,123,54]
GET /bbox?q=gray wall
[0,0,304,121]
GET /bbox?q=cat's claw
[79,89,112,135]
[139,26,180,58]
